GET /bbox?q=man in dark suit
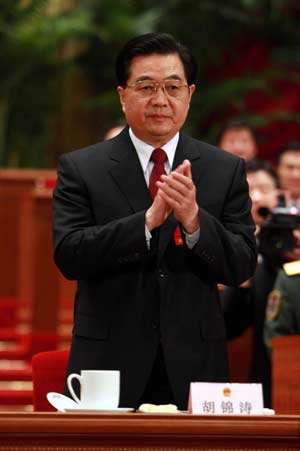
[52,32,257,410]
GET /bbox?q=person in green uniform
[264,262,300,349]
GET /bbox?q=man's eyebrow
[165,74,183,81]
[134,74,184,82]
[134,76,155,82]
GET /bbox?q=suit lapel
[158,133,203,260]
[108,130,152,212]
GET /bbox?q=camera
[257,205,300,266]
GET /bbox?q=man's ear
[117,86,126,114]
[188,84,196,102]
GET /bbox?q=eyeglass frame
[124,78,191,99]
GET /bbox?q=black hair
[217,118,257,145]
[245,158,280,188]
[115,32,198,87]
[275,141,300,163]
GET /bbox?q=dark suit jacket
[52,128,257,409]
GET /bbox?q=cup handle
[67,373,82,404]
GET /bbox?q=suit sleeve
[52,153,149,280]
[192,158,257,286]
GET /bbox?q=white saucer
[64,407,134,413]
[47,392,81,412]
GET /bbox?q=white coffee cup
[67,370,120,409]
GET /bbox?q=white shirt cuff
[145,225,152,250]
[145,225,200,250]
[183,228,200,249]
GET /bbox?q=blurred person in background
[264,259,300,349]
[246,160,279,235]
[221,159,280,408]
[218,118,258,161]
[275,141,300,207]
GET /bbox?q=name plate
[188,382,264,415]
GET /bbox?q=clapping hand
[157,159,199,233]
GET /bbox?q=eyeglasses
[125,80,190,99]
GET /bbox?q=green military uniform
[264,261,300,349]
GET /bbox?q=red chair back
[31,349,69,411]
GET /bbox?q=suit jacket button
[158,268,166,278]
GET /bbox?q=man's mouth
[147,114,170,119]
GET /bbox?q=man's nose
[151,86,168,104]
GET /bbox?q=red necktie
[149,148,167,198]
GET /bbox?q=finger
[158,188,181,210]
[157,190,172,216]
[166,171,194,191]
[153,189,168,208]
[157,177,187,199]
[174,163,185,174]
[174,160,191,177]
[183,160,192,178]
[161,173,186,189]
[152,191,172,220]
